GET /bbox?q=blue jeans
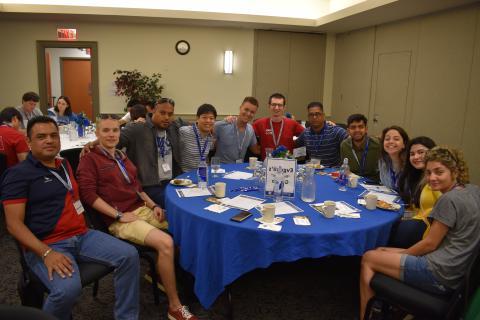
[24,229,140,320]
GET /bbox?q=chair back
[0,153,7,177]
[463,240,480,308]
[59,148,82,175]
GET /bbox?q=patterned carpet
[0,217,359,319]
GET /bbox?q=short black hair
[0,107,23,123]
[27,116,58,139]
[196,104,217,118]
[22,91,40,103]
[242,96,259,108]
[130,104,147,121]
[127,98,141,108]
[347,114,368,126]
[307,101,324,111]
[268,93,286,105]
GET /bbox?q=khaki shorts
[108,206,168,245]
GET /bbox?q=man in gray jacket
[117,98,188,207]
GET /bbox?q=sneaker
[168,305,198,320]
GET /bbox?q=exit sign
[57,28,77,40]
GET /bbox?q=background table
[165,163,402,308]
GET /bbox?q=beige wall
[0,19,254,116]
[332,4,480,183]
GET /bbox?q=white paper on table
[310,201,361,218]
[293,215,311,226]
[359,183,397,195]
[359,190,399,204]
[255,201,303,215]
[204,204,230,213]
[175,187,212,198]
[258,223,282,232]
[223,171,253,180]
[254,217,285,225]
[211,168,226,174]
[220,195,265,211]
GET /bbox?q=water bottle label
[198,166,207,182]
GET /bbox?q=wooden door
[61,58,93,120]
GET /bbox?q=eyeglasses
[308,112,324,118]
[157,97,175,106]
[270,103,284,108]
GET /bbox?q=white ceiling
[0,0,478,33]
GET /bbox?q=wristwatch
[115,210,123,221]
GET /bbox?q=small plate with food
[376,200,401,211]
[170,178,193,186]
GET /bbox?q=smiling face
[425,160,457,193]
[96,118,120,150]
[383,129,405,157]
[347,120,367,143]
[151,102,174,130]
[197,112,216,134]
[28,122,60,161]
[409,144,430,170]
[238,101,258,124]
[269,97,285,122]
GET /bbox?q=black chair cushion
[78,262,114,287]
[389,219,427,249]
[370,273,452,318]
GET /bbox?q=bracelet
[42,248,53,260]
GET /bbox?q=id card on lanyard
[234,123,247,162]
[193,125,210,161]
[269,119,284,148]
[49,163,84,215]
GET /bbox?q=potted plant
[113,69,164,109]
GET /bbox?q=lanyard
[193,124,210,161]
[100,147,132,184]
[234,123,248,159]
[351,138,369,175]
[269,118,284,148]
[49,164,73,194]
[389,165,398,188]
[156,131,167,159]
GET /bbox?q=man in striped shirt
[179,104,217,173]
[295,102,348,167]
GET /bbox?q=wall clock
[175,40,190,55]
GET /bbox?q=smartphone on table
[230,211,252,222]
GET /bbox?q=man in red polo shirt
[77,114,197,320]
[252,93,304,160]
[2,116,140,320]
[0,107,29,167]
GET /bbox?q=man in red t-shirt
[0,107,29,167]
[252,93,304,160]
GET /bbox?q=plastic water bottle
[338,158,350,191]
[273,169,284,202]
[301,165,316,202]
[197,159,208,188]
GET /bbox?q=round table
[165,163,402,308]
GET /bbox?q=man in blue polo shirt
[295,102,348,167]
[1,116,140,320]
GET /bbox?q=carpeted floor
[0,217,360,319]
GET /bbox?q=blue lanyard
[100,147,132,184]
[193,125,210,161]
[351,138,369,175]
[389,165,398,188]
[49,163,73,195]
[156,131,167,159]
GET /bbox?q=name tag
[74,200,85,215]
[162,163,171,172]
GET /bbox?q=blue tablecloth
[165,163,401,308]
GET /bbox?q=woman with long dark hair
[47,95,77,125]
[360,146,480,319]
[378,125,409,190]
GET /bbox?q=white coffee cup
[365,194,378,210]
[349,175,359,188]
[322,200,336,218]
[249,157,257,169]
[261,204,275,223]
[214,182,226,198]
